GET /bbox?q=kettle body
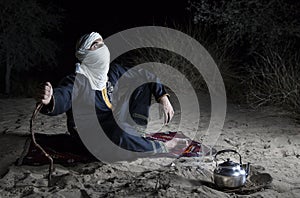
[213,149,250,188]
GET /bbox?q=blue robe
[41,63,169,159]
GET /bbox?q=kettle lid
[219,158,240,167]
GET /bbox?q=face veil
[75,32,110,90]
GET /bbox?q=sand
[0,92,300,197]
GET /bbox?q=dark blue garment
[41,63,168,157]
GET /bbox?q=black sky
[61,0,190,37]
[53,0,191,77]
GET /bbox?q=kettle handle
[214,149,242,166]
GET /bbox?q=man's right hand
[34,82,53,105]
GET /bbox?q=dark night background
[1,0,299,114]
[54,0,191,82]
[0,0,191,93]
[1,2,300,195]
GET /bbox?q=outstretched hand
[159,95,174,125]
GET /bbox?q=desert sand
[0,91,299,197]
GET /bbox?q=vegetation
[1,0,299,116]
[186,0,300,113]
[116,0,299,115]
[0,0,64,96]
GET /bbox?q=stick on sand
[30,102,54,186]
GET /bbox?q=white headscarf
[75,32,110,90]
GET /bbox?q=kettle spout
[245,162,250,177]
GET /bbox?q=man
[35,32,181,160]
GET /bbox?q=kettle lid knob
[219,158,240,167]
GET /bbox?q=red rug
[145,131,216,157]
[16,131,216,166]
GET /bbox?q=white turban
[75,32,110,90]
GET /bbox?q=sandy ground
[0,91,300,198]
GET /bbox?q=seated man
[35,32,181,161]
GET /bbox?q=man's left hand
[159,95,174,125]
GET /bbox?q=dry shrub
[246,43,300,113]
[114,22,242,101]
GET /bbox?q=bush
[188,0,300,55]
[113,22,244,102]
[187,0,300,113]
[246,42,300,113]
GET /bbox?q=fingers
[34,82,53,105]
[163,110,168,125]
[163,106,174,125]
[159,95,174,125]
[164,111,172,124]
[168,108,174,123]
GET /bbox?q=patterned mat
[16,131,216,166]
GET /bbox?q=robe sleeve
[40,74,76,116]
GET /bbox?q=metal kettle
[213,149,250,188]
